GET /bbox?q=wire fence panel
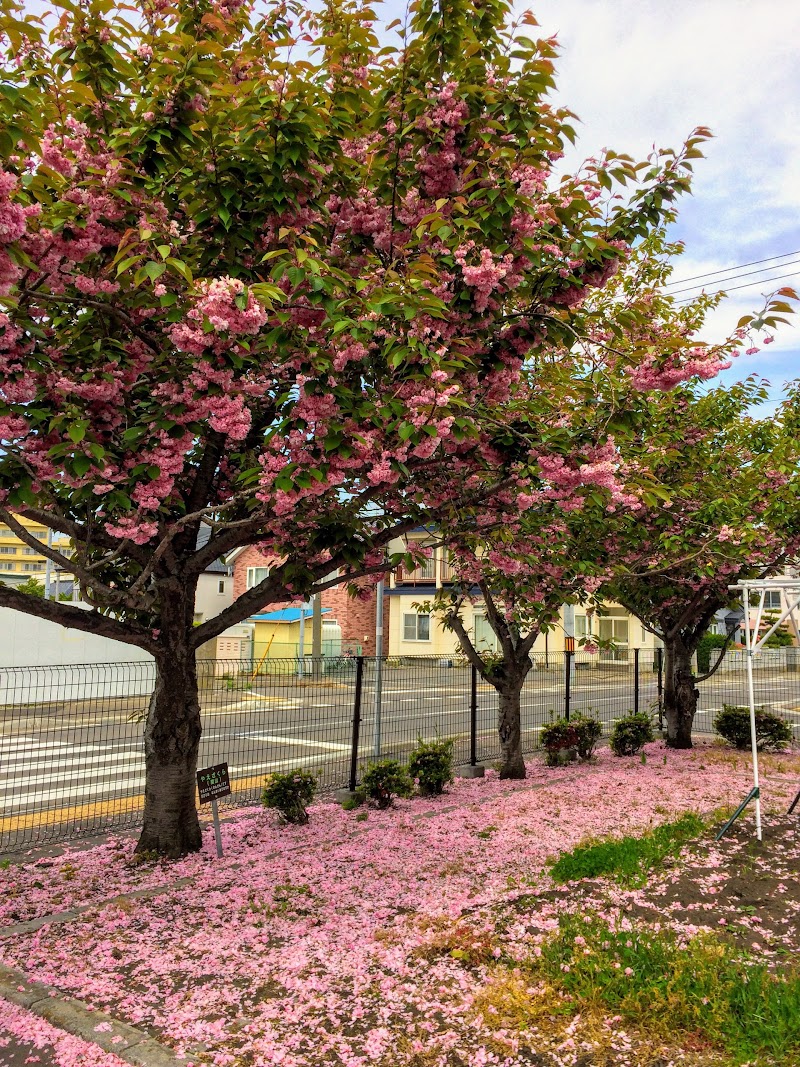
[0,662,154,852]
[1,649,799,853]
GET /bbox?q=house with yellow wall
[386,532,661,664]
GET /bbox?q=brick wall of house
[231,547,280,607]
[231,548,388,654]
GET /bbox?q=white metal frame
[728,578,800,841]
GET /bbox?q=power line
[674,271,800,305]
[665,249,800,288]
[668,259,800,296]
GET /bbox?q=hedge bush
[357,760,414,809]
[262,769,317,825]
[540,718,579,766]
[714,704,793,751]
[541,714,602,766]
[610,712,654,756]
[408,737,454,796]
[572,713,603,760]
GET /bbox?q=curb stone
[0,964,184,1066]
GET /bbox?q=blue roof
[250,608,331,623]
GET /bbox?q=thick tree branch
[0,585,155,651]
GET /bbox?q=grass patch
[549,811,705,886]
[523,915,800,1064]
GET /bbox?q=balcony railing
[394,559,459,585]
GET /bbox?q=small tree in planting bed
[0,0,705,854]
[602,379,800,749]
[424,228,780,778]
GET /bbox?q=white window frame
[246,566,270,589]
[403,613,431,642]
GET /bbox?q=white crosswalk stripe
[0,730,357,817]
[0,735,146,815]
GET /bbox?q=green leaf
[67,421,88,444]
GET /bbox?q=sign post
[196,762,231,858]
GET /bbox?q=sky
[517,0,800,410]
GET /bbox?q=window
[473,612,499,651]
[764,591,782,610]
[23,562,44,572]
[403,613,430,641]
[218,580,226,594]
[599,617,629,642]
[23,547,39,556]
[0,530,12,537]
[31,531,47,540]
[0,562,13,571]
[0,547,14,554]
[246,567,269,589]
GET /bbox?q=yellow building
[0,516,72,589]
[386,535,661,663]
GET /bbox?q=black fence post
[348,656,364,793]
[470,663,478,766]
[656,647,664,730]
[564,650,572,721]
[634,648,640,716]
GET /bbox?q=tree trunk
[497,680,527,779]
[663,637,698,749]
[136,647,203,856]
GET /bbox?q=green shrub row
[540,710,654,764]
[261,736,455,823]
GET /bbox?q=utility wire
[674,271,800,305]
[665,249,800,288]
[668,259,800,296]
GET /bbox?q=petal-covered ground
[0,998,131,1067]
[1,742,798,1067]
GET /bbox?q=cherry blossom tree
[422,228,784,774]
[426,505,610,778]
[602,378,800,748]
[0,0,728,853]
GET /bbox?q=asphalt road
[1,663,799,849]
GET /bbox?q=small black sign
[197,763,231,804]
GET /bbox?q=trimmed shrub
[262,769,317,825]
[696,633,728,673]
[714,704,793,751]
[540,718,578,767]
[610,712,654,757]
[408,737,455,796]
[572,713,603,760]
[541,715,603,766]
[357,760,414,809]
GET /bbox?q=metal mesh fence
[1,648,799,853]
